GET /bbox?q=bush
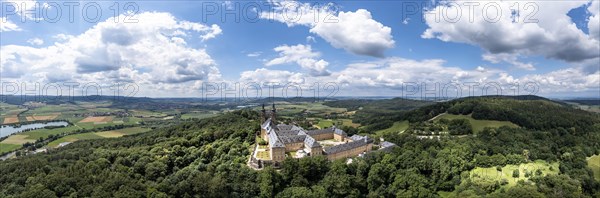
[512,169,520,178]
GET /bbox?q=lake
[0,121,69,138]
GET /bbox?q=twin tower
[261,103,276,124]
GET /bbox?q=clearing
[434,114,518,133]
[375,120,409,137]
[588,155,600,181]
[78,116,114,123]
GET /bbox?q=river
[0,121,69,138]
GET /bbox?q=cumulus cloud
[422,0,600,66]
[261,1,395,57]
[240,68,306,85]
[26,38,43,45]
[0,18,21,32]
[0,12,223,95]
[266,44,331,76]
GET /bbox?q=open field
[469,160,559,188]
[25,113,60,121]
[181,112,219,119]
[434,114,519,133]
[48,133,104,147]
[0,143,21,154]
[375,121,409,136]
[95,127,150,138]
[2,135,34,145]
[78,116,113,123]
[317,119,334,129]
[48,127,151,147]
[2,116,19,124]
[588,155,600,181]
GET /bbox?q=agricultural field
[255,102,347,117]
[375,120,409,137]
[588,155,600,181]
[2,116,19,124]
[434,114,519,133]
[0,143,21,154]
[48,127,151,147]
[468,160,559,188]
[181,111,219,119]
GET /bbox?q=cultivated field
[25,113,60,121]
[48,127,150,147]
[78,116,114,123]
[2,116,19,124]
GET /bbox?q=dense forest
[0,96,599,197]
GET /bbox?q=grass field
[434,114,518,133]
[181,112,218,119]
[317,119,334,129]
[588,155,600,181]
[0,143,21,154]
[469,160,559,188]
[48,127,150,147]
[375,120,409,136]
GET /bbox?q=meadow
[434,114,519,133]
[48,127,150,147]
[375,120,409,137]
[588,155,600,181]
[469,160,559,188]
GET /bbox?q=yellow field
[95,131,125,138]
[2,135,35,145]
[25,113,60,121]
[3,116,19,124]
[78,116,113,123]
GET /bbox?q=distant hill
[324,98,433,131]
[405,95,600,132]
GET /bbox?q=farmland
[48,127,150,147]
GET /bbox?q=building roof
[333,127,347,136]
[306,128,334,136]
[324,136,373,154]
[304,136,322,148]
[279,135,307,144]
[380,141,397,148]
[261,118,272,128]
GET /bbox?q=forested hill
[324,98,433,132]
[405,95,600,131]
[0,110,262,197]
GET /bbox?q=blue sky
[1,0,599,98]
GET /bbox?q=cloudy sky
[1,0,599,98]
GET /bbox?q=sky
[0,0,599,99]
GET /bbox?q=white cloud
[247,51,262,57]
[1,12,223,96]
[306,36,316,43]
[482,53,535,70]
[199,24,222,41]
[240,68,306,85]
[261,1,395,57]
[422,1,600,65]
[0,18,21,32]
[266,44,331,76]
[402,18,410,25]
[26,37,44,45]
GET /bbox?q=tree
[512,169,520,178]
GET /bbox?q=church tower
[261,104,266,123]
